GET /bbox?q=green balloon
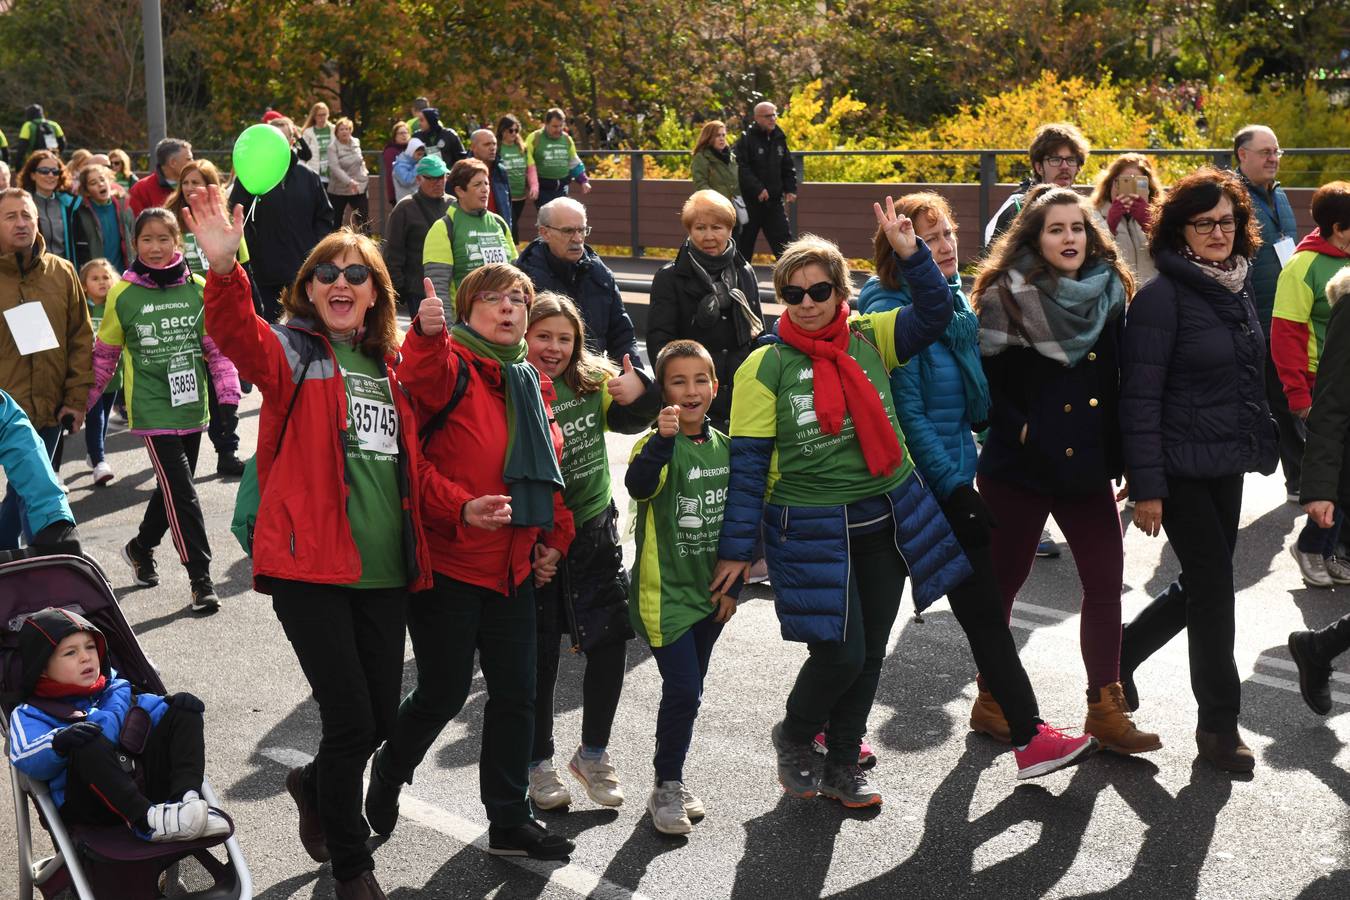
[232,124,292,195]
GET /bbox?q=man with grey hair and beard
[515,197,643,367]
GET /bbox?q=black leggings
[328,192,369,231]
[532,625,626,762]
[138,432,210,582]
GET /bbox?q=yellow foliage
[777,81,899,183]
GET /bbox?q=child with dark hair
[8,607,229,842]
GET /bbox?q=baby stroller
[1,547,253,899]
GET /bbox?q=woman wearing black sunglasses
[186,187,463,900]
[18,150,79,261]
[1118,167,1277,773]
[711,201,979,808]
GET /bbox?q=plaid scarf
[978,254,1126,366]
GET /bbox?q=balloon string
[246,195,259,226]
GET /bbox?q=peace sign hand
[873,195,918,260]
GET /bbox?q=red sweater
[399,321,574,595]
[127,172,173,216]
[203,263,461,592]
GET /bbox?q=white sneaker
[181,790,231,838]
[648,781,692,835]
[679,782,705,820]
[92,460,114,486]
[1291,545,1335,588]
[568,746,624,807]
[144,797,209,842]
[528,760,572,810]
[1325,556,1350,585]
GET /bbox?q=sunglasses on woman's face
[780,281,835,305]
[34,167,61,176]
[313,262,371,286]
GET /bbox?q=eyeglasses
[34,167,61,176]
[313,263,371,286]
[1247,147,1283,159]
[544,225,592,239]
[475,290,530,308]
[1042,155,1080,169]
[780,282,835,305]
[1187,217,1237,235]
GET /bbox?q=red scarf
[34,673,107,699]
[776,302,904,477]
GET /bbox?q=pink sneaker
[812,731,878,770]
[1014,724,1097,779]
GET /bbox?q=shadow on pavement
[732,791,875,900]
[595,817,693,894]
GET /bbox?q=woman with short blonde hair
[326,116,370,231]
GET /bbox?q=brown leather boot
[1195,728,1255,773]
[1084,683,1162,754]
[285,766,330,863]
[336,871,387,900]
[970,689,1012,743]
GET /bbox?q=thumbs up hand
[606,354,645,406]
[418,280,446,336]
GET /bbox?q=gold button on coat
[1065,448,1075,457]
[1089,398,1099,407]
[1088,352,1097,361]
[1064,403,1072,413]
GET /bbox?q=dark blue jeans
[649,610,723,783]
[1297,508,1345,558]
[0,424,60,549]
[84,394,115,464]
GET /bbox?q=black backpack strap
[418,359,471,447]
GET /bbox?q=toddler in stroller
[8,607,230,842]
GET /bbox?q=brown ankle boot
[970,689,1012,743]
[1084,682,1162,754]
[1195,728,1255,773]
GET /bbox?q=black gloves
[165,692,205,713]
[51,721,102,756]
[31,520,81,556]
[942,484,997,550]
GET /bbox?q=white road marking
[258,747,651,900]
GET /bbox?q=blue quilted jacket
[857,275,984,501]
[1239,172,1297,331]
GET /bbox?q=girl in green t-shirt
[79,258,121,487]
[521,292,658,813]
[301,101,333,185]
[85,209,241,614]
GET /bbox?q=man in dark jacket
[381,155,452,316]
[416,108,467,164]
[1235,124,1303,500]
[516,197,642,367]
[229,150,335,322]
[734,102,796,260]
[469,129,513,234]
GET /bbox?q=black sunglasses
[34,166,61,176]
[312,263,371,286]
[780,281,835,305]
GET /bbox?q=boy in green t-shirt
[625,340,738,837]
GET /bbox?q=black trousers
[1120,474,1244,732]
[138,433,210,583]
[510,198,527,243]
[740,196,792,260]
[60,707,206,829]
[536,178,570,209]
[206,379,240,458]
[783,528,906,765]
[271,580,408,882]
[1266,349,1304,493]
[328,192,369,232]
[940,495,1042,747]
[378,573,537,828]
[256,282,288,324]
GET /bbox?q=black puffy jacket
[228,152,335,286]
[1119,248,1278,501]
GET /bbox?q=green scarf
[451,323,563,528]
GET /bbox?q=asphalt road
[3,358,1349,899]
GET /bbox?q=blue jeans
[1297,508,1345,558]
[0,425,60,549]
[649,610,723,783]
[84,394,115,464]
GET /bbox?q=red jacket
[127,172,172,217]
[203,263,461,592]
[399,320,574,595]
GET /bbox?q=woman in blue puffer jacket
[857,192,1095,776]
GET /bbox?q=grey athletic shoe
[1324,556,1350,585]
[1291,545,1334,588]
[680,782,705,820]
[771,722,819,798]
[819,761,883,808]
[648,781,693,835]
